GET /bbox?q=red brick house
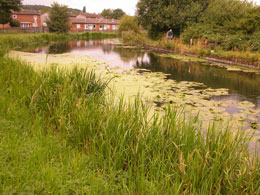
[11,10,41,28]
[71,18,119,32]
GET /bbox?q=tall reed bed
[0,52,259,193]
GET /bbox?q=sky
[22,0,139,15]
[22,0,260,16]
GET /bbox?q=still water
[24,39,260,111]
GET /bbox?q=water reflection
[24,39,260,109]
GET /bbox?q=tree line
[136,0,260,51]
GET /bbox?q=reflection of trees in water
[136,53,260,105]
[48,42,72,54]
[113,47,145,63]
[101,44,114,54]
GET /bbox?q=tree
[101,9,113,19]
[112,9,125,19]
[118,15,139,35]
[83,6,86,13]
[101,8,125,19]
[0,0,21,12]
[46,3,70,33]
[136,0,210,38]
[0,10,11,28]
[0,0,21,28]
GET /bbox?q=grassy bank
[0,34,260,193]
[122,31,260,66]
[0,32,117,56]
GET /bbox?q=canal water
[23,39,260,111]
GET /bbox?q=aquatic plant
[0,51,260,194]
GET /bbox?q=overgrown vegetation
[46,2,71,33]
[0,34,260,193]
[136,0,260,53]
[0,0,21,28]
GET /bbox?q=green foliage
[200,0,252,28]
[47,3,71,33]
[101,8,125,20]
[9,19,20,27]
[121,31,145,46]
[236,6,260,34]
[118,15,139,36]
[0,9,11,27]
[136,0,210,38]
[0,0,21,12]
[179,0,260,51]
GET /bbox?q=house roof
[78,12,103,18]
[12,10,41,15]
[71,18,119,25]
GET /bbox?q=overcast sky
[22,0,260,16]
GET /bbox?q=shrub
[9,20,20,27]
[118,15,139,36]
[121,31,145,46]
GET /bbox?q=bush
[121,31,145,46]
[220,34,250,51]
[118,15,139,36]
[9,20,20,27]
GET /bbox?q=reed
[0,54,259,194]
[0,33,259,194]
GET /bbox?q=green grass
[0,34,260,194]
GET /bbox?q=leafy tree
[0,0,21,28]
[136,0,210,38]
[0,9,11,28]
[118,15,139,35]
[40,7,51,14]
[101,8,125,19]
[83,6,86,13]
[101,9,113,18]
[0,0,21,12]
[47,3,70,33]
[112,9,125,19]
[236,6,260,34]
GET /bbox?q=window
[13,14,17,19]
[93,25,96,29]
[84,24,90,30]
[112,25,117,30]
[33,15,37,20]
[77,24,81,29]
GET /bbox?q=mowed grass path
[0,33,259,194]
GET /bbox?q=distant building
[0,10,119,32]
[40,12,49,27]
[71,17,119,32]
[12,10,41,28]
